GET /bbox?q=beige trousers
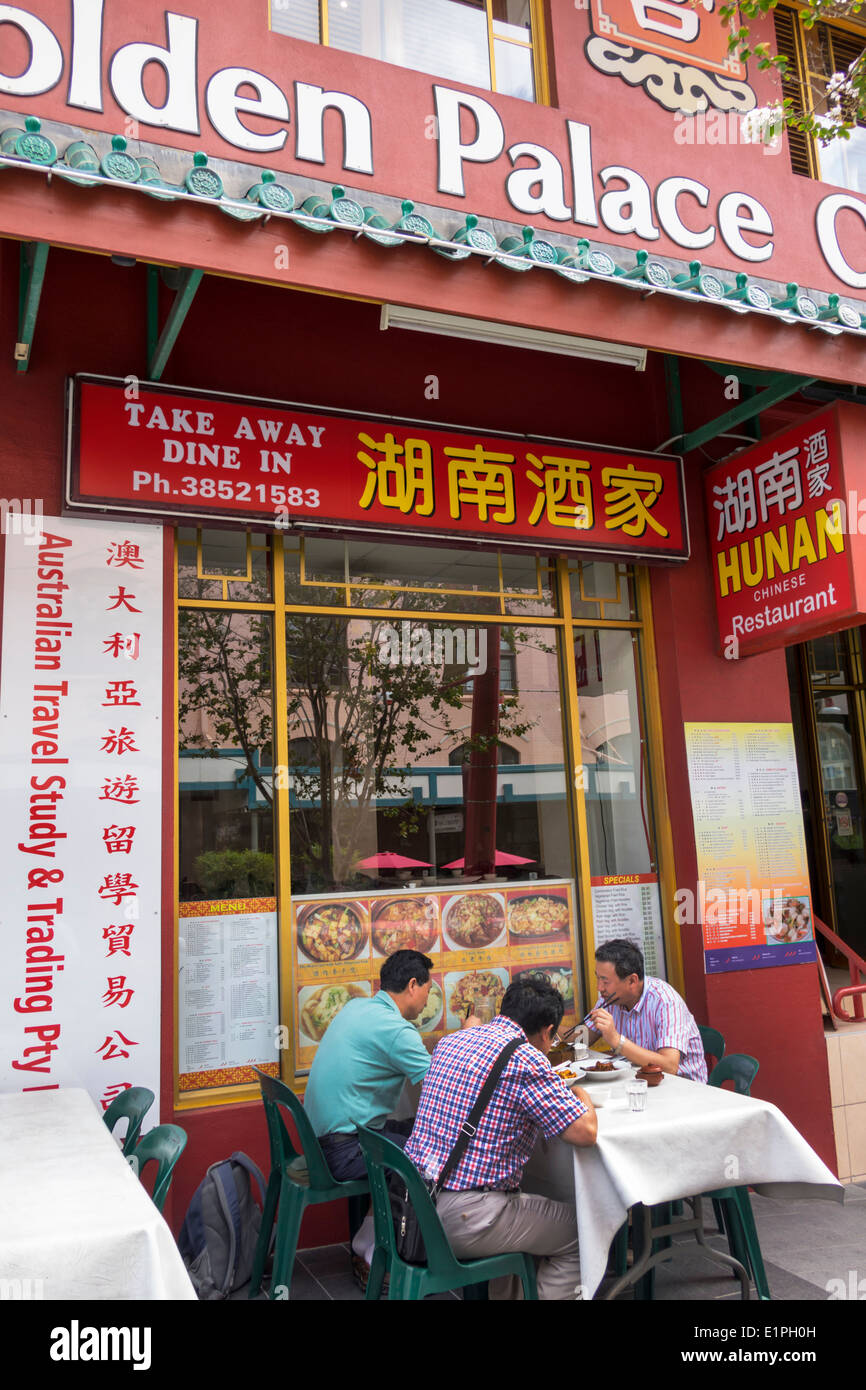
[436,1189,581,1300]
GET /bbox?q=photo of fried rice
[443,893,505,950]
[372,896,439,956]
[297,901,368,964]
[508,894,570,938]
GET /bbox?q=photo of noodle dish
[298,981,371,1045]
[507,893,570,940]
[297,901,368,964]
[764,897,811,944]
[445,969,509,1028]
[442,893,506,951]
[371,896,439,956]
[411,981,444,1034]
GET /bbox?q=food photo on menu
[371,895,440,955]
[441,891,507,950]
[297,980,371,1046]
[296,899,371,964]
[507,888,572,942]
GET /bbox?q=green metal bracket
[147,266,204,381]
[680,374,816,455]
[16,241,49,373]
[664,356,683,444]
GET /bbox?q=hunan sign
[706,404,866,656]
[67,376,688,560]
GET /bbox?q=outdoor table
[0,1088,197,1300]
[523,1069,843,1300]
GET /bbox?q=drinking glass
[473,998,495,1024]
[626,1079,648,1113]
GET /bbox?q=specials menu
[293,880,579,1072]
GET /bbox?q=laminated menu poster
[590,874,667,979]
[292,880,579,1072]
[178,899,280,1090]
[684,723,817,974]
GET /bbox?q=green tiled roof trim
[1,113,863,339]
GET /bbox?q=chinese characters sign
[705,405,866,658]
[68,377,688,562]
[0,516,162,1112]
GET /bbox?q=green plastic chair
[102,1086,155,1157]
[249,1068,369,1300]
[131,1123,187,1213]
[357,1125,538,1301]
[708,1053,758,1094]
[698,1024,726,1070]
[703,1054,770,1298]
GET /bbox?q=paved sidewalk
[282,1181,866,1300]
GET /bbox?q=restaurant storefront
[3,0,863,1231]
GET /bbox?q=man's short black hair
[500,973,564,1037]
[380,949,433,993]
[595,939,645,982]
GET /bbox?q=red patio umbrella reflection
[442,851,536,868]
[355,852,433,869]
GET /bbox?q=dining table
[522,1065,843,1300]
[0,1088,197,1300]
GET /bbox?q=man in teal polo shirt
[304,948,435,1177]
[304,948,440,1287]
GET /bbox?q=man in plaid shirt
[406,974,597,1299]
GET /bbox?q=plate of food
[412,981,444,1034]
[579,1056,632,1082]
[552,1060,585,1087]
[442,893,506,952]
[298,980,370,1045]
[296,900,368,964]
[371,896,439,956]
[507,893,571,941]
[764,896,811,944]
[445,969,509,1028]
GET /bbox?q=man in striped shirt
[406,974,597,1299]
[589,939,708,1083]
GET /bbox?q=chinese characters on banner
[705,404,866,657]
[292,882,579,1074]
[685,723,817,974]
[0,517,162,1114]
[68,377,688,561]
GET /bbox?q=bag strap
[434,1036,523,1196]
[229,1151,267,1210]
[211,1162,243,1294]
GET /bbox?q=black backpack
[178,1151,267,1299]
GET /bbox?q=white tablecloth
[523,1071,843,1299]
[0,1089,197,1300]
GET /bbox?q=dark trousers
[319,1119,413,1240]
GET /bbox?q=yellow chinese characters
[526,454,593,529]
[358,431,434,515]
[446,445,516,524]
[602,464,669,538]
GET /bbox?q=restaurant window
[270,0,544,102]
[774,7,866,191]
[175,535,673,1097]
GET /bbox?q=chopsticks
[579,995,619,1029]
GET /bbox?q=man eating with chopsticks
[588,939,707,1083]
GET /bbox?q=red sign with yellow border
[66,376,688,561]
[705,404,866,656]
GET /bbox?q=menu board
[292,880,579,1072]
[590,873,666,979]
[685,723,817,974]
[178,898,280,1090]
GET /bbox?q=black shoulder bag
[390,1037,522,1266]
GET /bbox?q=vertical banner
[0,517,163,1114]
[685,722,817,973]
